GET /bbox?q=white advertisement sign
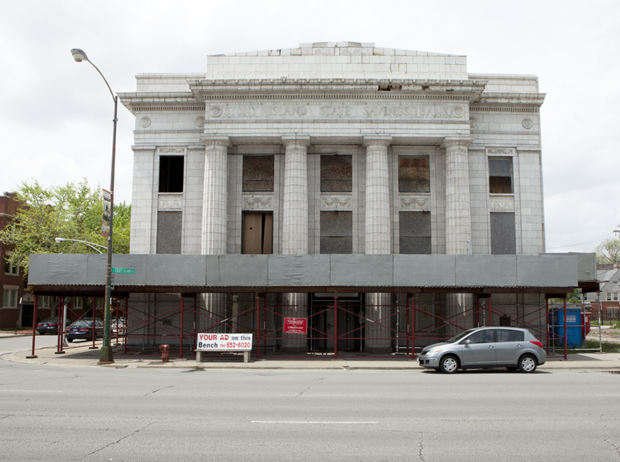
[196,333,253,351]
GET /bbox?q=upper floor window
[489,158,513,194]
[399,156,430,193]
[159,156,184,193]
[243,156,274,192]
[321,155,352,192]
[3,287,18,308]
[4,258,18,275]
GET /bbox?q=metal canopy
[28,253,597,296]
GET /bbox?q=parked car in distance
[37,317,62,335]
[65,319,104,342]
[418,327,546,374]
[111,317,126,335]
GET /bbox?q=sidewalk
[3,340,619,371]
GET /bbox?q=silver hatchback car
[418,327,546,373]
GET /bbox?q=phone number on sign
[225,342,251,349]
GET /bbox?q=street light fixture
[71,48,118,364]
[55,237,106,254]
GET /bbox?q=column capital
[201,136,231,148]
[281,135,311,148]
[441,136,473,149]
[363,135,392,148]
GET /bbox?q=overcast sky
[1,0,619,254]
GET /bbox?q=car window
[464,330,494,344]
[496,329,524,342]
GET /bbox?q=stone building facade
[119,42,547,354]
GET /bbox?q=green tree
[595,237,620,265]
[0,179,130,275]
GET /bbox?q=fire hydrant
[159,344,170,363]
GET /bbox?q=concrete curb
[3,345,619,372]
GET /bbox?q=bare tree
[595,237,620,264]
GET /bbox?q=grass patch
[567,340,620,354]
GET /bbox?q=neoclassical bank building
[31,42,597,357]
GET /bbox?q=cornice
[188,78,488,102]
[476,92,546,106]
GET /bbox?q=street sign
[112,268,135,274]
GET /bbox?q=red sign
[284,317,307,334]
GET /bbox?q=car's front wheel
[506,367,518,372]
[68,338,73,343]
[440,355,459,374]
[518,354,537,373]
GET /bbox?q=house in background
[584,266,620,322]
[0,192,31,328]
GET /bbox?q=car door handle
[516,344,522,347]
[487,345,494,349]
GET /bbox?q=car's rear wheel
[440,355,459,374]
[518,354,537,373]
[68,338,73,343]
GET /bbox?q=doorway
[308,294,363,353]
[242,212,273,254]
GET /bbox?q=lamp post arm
[56,238,106,254]
[84,59,116,103]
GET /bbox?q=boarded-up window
[490,212,516,254]
[321,155,352,192]
[242,212,273,254]
[399,211,431,254]
[156,211,182,254]
[489,158,513,194]
[243,156,274,192]
[320,211,352,254]
[159,156,184,193]
[399,156,430,192]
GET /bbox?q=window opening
[320,211,353,254]
[489,158,513,194]
[159,156,184,193]
[490,212,516,254]
[321,155,352,192]
[243,156,274,192]
[399,156,430,193]
[399,211,431,254]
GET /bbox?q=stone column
[363,136,392,354]
[442,136,473,255]
[280,135,311,354]
[200,136,230,331]
[442,136,474,335]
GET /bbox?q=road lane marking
[0,390,63,393]
[251,421,378,424]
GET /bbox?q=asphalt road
[1,336,620,461]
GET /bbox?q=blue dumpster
[550,308,582,348]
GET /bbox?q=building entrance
[308,294,363,353]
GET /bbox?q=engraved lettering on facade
[206,103,465,120]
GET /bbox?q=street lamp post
[71,48,117,364]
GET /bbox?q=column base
[364,345,393,354]
[98,345,114,364]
